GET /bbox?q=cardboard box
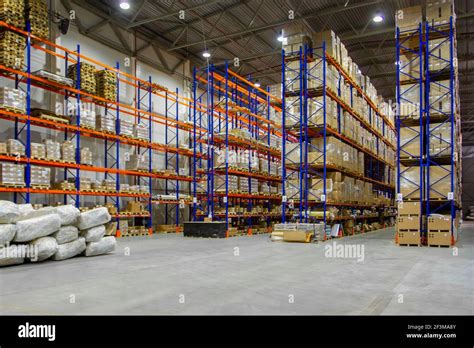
[397,215,421,230]
[126,201,144,213]
[428,38,450,72]
[428,215,452,231]
[312,30,338,60]
[429,122,451,156]
[283,230,313,243]
[398,230,421,245]
[105,222,117,236]
[399,83,422,118]
[426,0,455,27]
[395,6,422,31]
[427,230,451,246]
[398,201,421,216]
[399,53,422,82]
[118,220,128,236]
[428,79,451,115]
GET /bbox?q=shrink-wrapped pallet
[0,163,25,186]
[61,141,76,163]
[44,139,61,160]
[30,165,50,187]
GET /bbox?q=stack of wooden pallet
[0,0,25,29]
[26,0,49,39]
[68,62,96,94]
[95,69,117,101]
[0,31,25,70]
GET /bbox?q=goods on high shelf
[125,154,148,171]
[53,180,75,191]
[0,31,25,71]
[95,69,117,101]
[32,70,74,87]
[80,147,93,166]
[61,141,76,163]
[68,177,91,191]
[26,0,49,39]
[120,119,134,137]
[0,142,6,155]
[6,139,25,156]
[30,142,45,159]
[78,109,96,129]
[0,162,25,186]
[96,113,116,133]
[0,87,26,113]
[44,139,60,161]
[30,165,50,188]
[67,62,96,95]
[102,179,116,192]
[134,123,149,141]
[0,0,25,28]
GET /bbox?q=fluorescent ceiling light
[373,14,384,23]
[254,81,261,88]
[120,2,130,10]
[202,51,211,58]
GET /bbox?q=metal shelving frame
[425,16,460,240]
[0,20,200,236]
[396,22,425,235]
[282,40,397,231]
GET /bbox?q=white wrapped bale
[0,245,25,266]
[52,226,78,244]
[85,236,116,256]
[55,204,80,226]
[80,225,105,242]
[29,237,58,262]
[0,224,16,245]
[52,237,86,261]
[0,200,20,223]
[14,214,61,243]
[18,206,57,221]
[76,207,111,230]
[17,203,34,216]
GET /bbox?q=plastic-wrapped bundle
[0,163,25,186]
[14,213,61,242]
[134,123,149,140]
[44,139,61,160]
[0,224,16,245]
[52,226,78,244]
[102,179,116,192]
[29,237,58,262]
[125,154,148,171]
[0,245,25,266]
[30,166,50,187]
[79,109,96,129]
[85,236,116,256]
[55,204,80,226]
[76,207,111,230]
[52,237,86,261]
[96,113,116,133]
[80,225,105,242]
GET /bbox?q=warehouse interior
[0,0,473,316]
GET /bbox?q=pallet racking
[191,62,284,236]
[0,20,201,236]
[282,38,397,234]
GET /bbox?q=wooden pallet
[399,243,421,247]
[428,244,450,248]
[0,105,24,114]
[0,183,25,188]
[30,184,50,190]
[38,114,69,124]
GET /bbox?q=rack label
[397,193,403,202]
[179,199,185,209]
[193,197,197,204]
[223,196,228,203]
[282,195,287,202]
[321,194,326,202]
[447,192,454,200]
[289,199,294,209]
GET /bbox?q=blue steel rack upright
[425,16,460,242]
[396,22,425,235]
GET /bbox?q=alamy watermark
[215,148,259,167]
[0,242,38,262]
[324,241,365,262]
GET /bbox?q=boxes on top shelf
[26,0,50,39]
[0,0,25,28]
[426,0,455,27]
[428,38,451,73]
[312,30,339,63]
[395,6,422,31]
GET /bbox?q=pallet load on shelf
[427,214,457,247]
[271,223,324,243]
[61,141,75,163]
[0,162,24,187]
[96,113,116,133]
[120,119,134,137]
[95,69,117,101]
[0,31,25,71]
[32,70,74,87]
[80,147,93,166]
[134,123,149,141]
[30,165,50,188]
[25,0,49,40]
[6,139,25,156]
[125,153,148,171]
[0,203,116,267]
[67,62,96,95]
[0,87,25,113]
[30,142,45,159]
[43,139,60,161]
[0,0,25,29]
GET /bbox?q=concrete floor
[0,224,473,315]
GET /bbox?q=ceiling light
[254,81,261,88]
[277,35,285,42]
[373,14,384,23]
[120,2,130,10]
[202,51,211,58]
